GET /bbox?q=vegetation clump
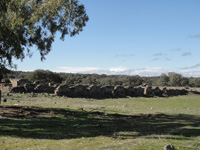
[27,69,63,83]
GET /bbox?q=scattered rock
[164,144,175,150]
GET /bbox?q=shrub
[27,69,63,83]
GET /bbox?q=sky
[14,0,200,77]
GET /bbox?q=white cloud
[54,66,173,76]
[55,66,130,75]
[128,67,171,76]
[56,67,100,73]
[19,66,200,77]
[109,67,128,72]
[179,70,200,77]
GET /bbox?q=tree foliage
[0,0,89,68]
[168,72,183,86]
[27,69,63,83]
[156,73,169,86]
[0,64,11,81]
[3,70,200,87]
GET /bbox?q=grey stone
[164,144,175,150]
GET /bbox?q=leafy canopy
[0,0,89,68]
[27,69,63,83]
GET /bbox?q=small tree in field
[168,72,182,87]
[156,73,169,86]
[28,69,63,83]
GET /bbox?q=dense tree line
[2,70,200,87]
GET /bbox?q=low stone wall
[8,83,57,94]
[0,79,59,94]
[55,85,191,98]
[1,78,200,98]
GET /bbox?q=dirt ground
[0,105,74,119]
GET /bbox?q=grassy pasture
[0,93,200,150]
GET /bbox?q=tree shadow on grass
[0,105,199,140]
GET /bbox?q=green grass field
[0,93,200,150]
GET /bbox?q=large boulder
[162,87,188,96]
[101,86,114,98]
[55,85,71,96]
[34,84,56,93]
[1,78,11,84]
[176,88,188,95]
[163,88,174,96]
[48,82,59,87]
[113,85,126,98]
[9,79,31,87]
[134,86,144,97]
[24,83,36,93]
[185,87,200,95]
[10,86,26,93]
[144,86,153,97]
[69,84,88,98]
[152,87,163,97]
[164,144,175,150]
[0,83,12,92]
[125,86,136,97]
[87,85,102,98]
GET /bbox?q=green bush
[27,69,63,83]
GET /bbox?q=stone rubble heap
[1,78,200,98]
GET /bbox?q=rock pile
[1,78,199,98]
[55,85,188,98]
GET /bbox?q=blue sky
[14,0,200,76]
